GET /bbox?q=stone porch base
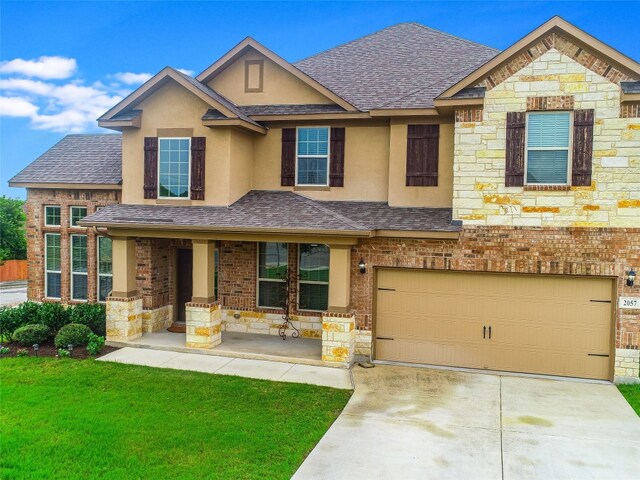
[185,302,222,349]
[106,296,143,341]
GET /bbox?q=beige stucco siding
[208,51,333,106]
[453,49,640,227]
[251,123,390,201]
[229,129,254,204]
[388,119,454,208]
[121,80,233,206]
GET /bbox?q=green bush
[69,303,106,336]
[12,324,51,346]
[36,303,70,333]
[86,333,106,356]
[54,323,92,348]
[0,301,41,339]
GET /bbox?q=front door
[177,249,193,323]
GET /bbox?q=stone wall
[350,227,640,354]
[453,49,640,228]
[25,188,121,302]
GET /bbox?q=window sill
[523,185,571,191]
[294,186,330,192]
[156,198,193,205]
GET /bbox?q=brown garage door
[375,269,614,380]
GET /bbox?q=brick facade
[25,188,120,302]
[349,227,640,352]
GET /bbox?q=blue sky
[1,1,638,198]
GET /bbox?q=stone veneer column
[185,301,222,349]
[106,296,143,341]
[322,311,356,367]
[615,348,640,383]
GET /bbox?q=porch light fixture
[358,259,366,274]
[33,344,39,356]
[627,268,637,287]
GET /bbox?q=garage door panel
[375,269,613,380]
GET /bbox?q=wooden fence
[0,260,28,282]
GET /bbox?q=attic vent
[245,60,263,93]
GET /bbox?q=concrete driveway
[293,365,640,480]
[0,281,27,306]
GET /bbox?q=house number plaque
[619,297,640,309]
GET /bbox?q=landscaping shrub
[16,349,29,357]
[54,323,92,348]
[70,303,106,336]
[0,301,41,339]
[12,324,51,346]
[86,333,106,356]
[36,303,70,333]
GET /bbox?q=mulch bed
[1,340,118,359]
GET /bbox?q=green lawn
[0,358,351,480]
[618,383,640,416]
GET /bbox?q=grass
[618,383,640,416]
[0,358,351,480]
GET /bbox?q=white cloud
[0,96,39,117]
[112,72,153,84]
[0,56,77,79]
[177,68,195,76]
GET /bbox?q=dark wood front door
[177,249,193,323]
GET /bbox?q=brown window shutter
[571,109,594,187]
[329,127,345,187]
[190,137,206,200]
[281,128,296,186]
[406,125,439,186]
[505,112,526,187]
[143,137,158,199]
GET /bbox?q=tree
[0,196,27,262]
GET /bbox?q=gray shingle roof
[240,104,347,116]
[9,134,122,185]
[621,81,640,94]
[294,23,499,111]
[81,190,460,233]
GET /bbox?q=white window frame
[256,242,288,309]
[295,126,331,187]
[524,111,573,186]
[69,206,88,228]
[44,205,61,227]
[97,236,112,303]
[44,233,61,299]
[157,137,191,200]
[297,244,330,313]
[70,234,88,302]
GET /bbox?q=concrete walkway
[97,347,352,390]
[0,281,27,306]
[293,364,640,480]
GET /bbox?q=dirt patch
[1,339,118,359]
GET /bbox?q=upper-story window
[525,112,571,185]
[44,206,61,227]
[297,127,329,186]
[159,138,190,198]
[70,206,87,227]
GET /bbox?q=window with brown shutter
[190,137,206,200]
[571,109,594,187]
[329,127,345,187]
[406,125,439,186]
[281,128,296,186]
[505,112,526,187]
[143,137,158,199]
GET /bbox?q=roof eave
[9,181,122,190]
[368,108,439,117]
[202,118,267,134]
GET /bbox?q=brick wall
[25,188,120,302]
[350,226,640,350]
[136,238,174,310]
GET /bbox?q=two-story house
[10,17,640,382]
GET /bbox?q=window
[158,138,190,198]
[45,233,61,298]
[70,206,87,227]
[44,206,61,227]
[297,127,329,186]
[257,242,288,308]
[298,244,329,311]
[526,112,571,184]
[70,235,88,301]
[97,236,112,302]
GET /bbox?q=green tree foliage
[0,196,27,262]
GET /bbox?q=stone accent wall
[185,302,222,349]
[615,348,640,381]
[322,312,355,367]
[355,330,373,358]
[25,188,120,302]
[222,310,322,338]
[106,296,143,341]
[141,305,173,333]
[454,50,640,228]
[349,228,640,352]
